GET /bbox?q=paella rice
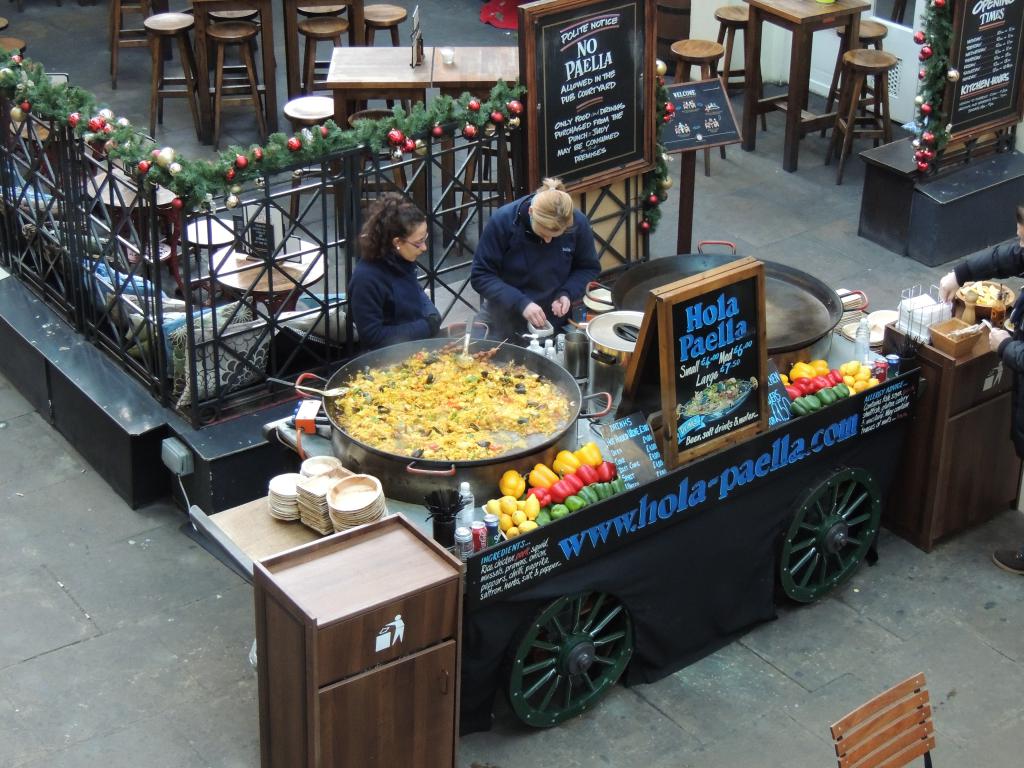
[327,349,573,461]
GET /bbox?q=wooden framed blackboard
[945,0,1024,139]
[623,257,768,468]
[602,411,668,489]
[518,0,655,191]
[660,78,741,154]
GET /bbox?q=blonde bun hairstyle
[530,177,574,234]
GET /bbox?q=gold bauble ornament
[0,68,12,80]
[168,162,182,176]
[226,194,239,209]
[414,139,427,157]
[156,147,175,168]
[658,176,673,190]
[947,69,960,82]
[98,108,114,121]
[230,184,242,195]
[655,59,667,77]
[117,117,130,127]
[484,122,496,137]
[9,106,23,122]
[508,116,521,128]
[391,148,404,161]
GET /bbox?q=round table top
[212,241,325,296]
[185,217,236,247]
[0,17,9,33]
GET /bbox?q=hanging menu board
[660,78,741,154]
[946,0,1024,137]
[623,257,768,468]
[518,0,655,191]
[602,411,668,489]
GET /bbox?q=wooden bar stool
[364,4,406,46]
[0,35,24,54]
[671,38,726,177]
[826,48,896,185]
[284,95,336,219]
[298,15,349,93]
[714,5,765,131]
[298,4,346,17]
[144,12,200,139]
[109,0,150,88]
[209,21,267,149]
[0,18,9,32]
[824,20,888,122]
[209,9,258,22]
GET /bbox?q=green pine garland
[640,60,673,234]
[912,0,955,171]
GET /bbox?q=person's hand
[938,271,959,302]
[522,302,547,328]
[988,327,1010,353]
[551,295,571,318]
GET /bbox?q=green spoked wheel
[508,592,633,727]
[780,467,881,603]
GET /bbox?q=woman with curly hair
[349,194,441,350]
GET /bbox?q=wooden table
[212,239,325,312]
[429,45,518,96]
[742,0,869,172]
[281,0,365,100]
[324,46,433,128]
[191,0,279,144]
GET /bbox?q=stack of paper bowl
[300,455,345,478]
[267,473,303,520]
[296,468,352,536]
[327,474,387,532]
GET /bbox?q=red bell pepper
[596,460,617,482]
[549,478,573,504]
[828,369,843,386]
[810,375,831,393]
[527,486,551,507]
[575,464,599,485]
[561,472,584,494]
[794,377,816,395]
[785,384,802,400]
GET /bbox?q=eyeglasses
[401,234,429,249]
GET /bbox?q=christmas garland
[0,48,672,234]
[640,59,674,234]
[911,0,955,172]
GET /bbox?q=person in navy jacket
[349,194,441,350]
[471,178,600,342]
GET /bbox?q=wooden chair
[826,48,896,185]
[670,38,726,177]
[829,672,936,768]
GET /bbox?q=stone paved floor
[2,2,1024,766]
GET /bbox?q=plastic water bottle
[544,339,556,360]
[854,317,872,364]
[458,481,475,529]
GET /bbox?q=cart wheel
[780,467,881,603]
[508,592,633,728]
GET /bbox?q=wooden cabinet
[253,515,463,767]
[883,327,1022,551]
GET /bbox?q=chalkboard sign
[602,411,668,489]
[946,0,1024,138]
[660,78,741,154]
[519,0,655,191]
[765,360,792,428]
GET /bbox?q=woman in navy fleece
[349,194,441,350]
[471,178,599,342]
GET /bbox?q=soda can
[454,526,473,562]
[885,354,901,376]
[471,521,487,551]
[871,358,888,383]
[483,513,500,546]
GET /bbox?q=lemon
[519,520,538,533]
[853,380,869,393]
[512,509,527,527]
[499,513,513,532]
[524,495,540,519]
[506,526,520,538]
[499,496,518,515]
[854,367,871,382]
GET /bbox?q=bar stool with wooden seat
[671,38,726,177]
[298,4,346,17]
[0,35,24,55]
[284,95,337,217]
[208,21,267,149]
[109,0,150,88]
[826,48,897,185]
[209,8,259,23]
[144,12,200,139]
[298,15,349,93]
[714,5,766,131]
[824,20,888,122]
[364,4,406,46]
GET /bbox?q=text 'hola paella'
[327,348,574,461]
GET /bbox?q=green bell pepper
[578,485,600,505]
[550,503,570,520]
[564,494,587,512]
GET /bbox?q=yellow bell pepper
[810,359,830,375]
[573,441,603,468]
[553,450,582,476]
[499,470,526,499]
[789,362,815,380]
[528,463,559,489]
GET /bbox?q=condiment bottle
[961,289,977,325]
[990,288,1006,329]
[854,317,871,364]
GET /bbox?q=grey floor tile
[0,412,87,495]
[0,379,32,421]
[166,691,261,768]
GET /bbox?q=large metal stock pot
[321,338,611,503]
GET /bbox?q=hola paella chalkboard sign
[660,78,741,153]
[518,0,655,190]
[946,0,1024,138]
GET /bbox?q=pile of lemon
[838,360,880,393]
[484,494,540,538]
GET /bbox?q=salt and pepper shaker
[961,289,977,326]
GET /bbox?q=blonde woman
[471,178,599,342]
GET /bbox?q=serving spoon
[266,377,350,398]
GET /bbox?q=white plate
[268,472,303,497]
[866,310,899,343]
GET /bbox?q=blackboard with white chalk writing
[660,78,741,153]
[946,0,1024,138]
[519,0,655,190]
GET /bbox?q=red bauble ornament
[287,137,302,151]
[19,100,30,113]
[67,112,80,127]
[917,161,930,172]
[664,102,675,114]
[253,146,263,161]
[402,137,417,153]
[933,0,945,7]
[663,114,672,123]
[647,193,659,206]
[386,128,405,146]
[467,98,481,112]
[463,123,478,139]
[913,31,926,44]
[919,68,927,80]
[921,103,933,115]
[102,124,114,134]
[657,76,665,86]
[320,125,329,137]
[87,117,103,132]
[507,99,523,115]
[235,154,248,169]
[138,160,151,174]
[430,124,443,138]
[225,168,236,182]
[639,220,651,232]
[919,46,933,60]
[490,110,505,124]
[11,55,21,64]
[923,149,935,160]
[170,197,184,210]
[921,131,935,143]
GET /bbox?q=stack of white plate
[296,471,349,535]
[300,455,345,478]
[327,474,387,532]
[267,473,303,520]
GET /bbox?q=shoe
[992,549,1024,574]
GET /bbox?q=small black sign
[766,360,792,429]
[948,0,1024,135]
[660,78,741,153]
[602,411,668,489]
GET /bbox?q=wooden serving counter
[883,325,1022,551]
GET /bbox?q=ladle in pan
[267,376,350,398]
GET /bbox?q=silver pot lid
[586,311,644,352]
